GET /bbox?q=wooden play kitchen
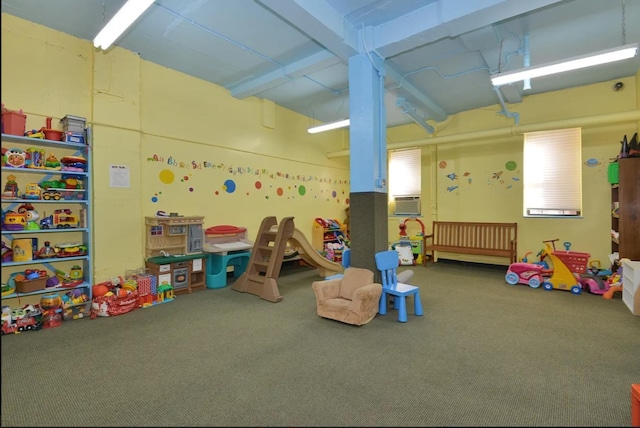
[145,253,207,295]
[143,215,207,294]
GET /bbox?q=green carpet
[1,261,639,427]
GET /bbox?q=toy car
[577,274,611,295]
[505,262,545,288]
[42,189,61,200]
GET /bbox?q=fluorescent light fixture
[307,119,350,134]
[491,43,638,86]
[93,0,155,50]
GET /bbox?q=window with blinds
[523,128,582,217]
[389,148,421,215]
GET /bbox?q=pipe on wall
[326,109,640,159]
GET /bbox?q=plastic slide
[289,229,343,277]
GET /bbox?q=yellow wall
[2,14,349,282]
[2,13,638,282]
[385,77,639,265]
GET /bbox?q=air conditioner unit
[394,196,421,216]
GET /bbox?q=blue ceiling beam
[396,98,435,134]
[372,0,565,58]
[255,0,448,122]
[384,62,448,122]
[250,0,562,124]
[227,50,341,99]
[256,0,358,61]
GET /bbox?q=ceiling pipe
[396,98,435,134]
[492,87,520,125]
[325,109,640,159]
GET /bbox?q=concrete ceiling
[2,0,639,131]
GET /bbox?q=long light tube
[491,43,638,86]
[307,119,350,134]
[93,0,155,50]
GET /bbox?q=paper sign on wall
[110,164,130,188]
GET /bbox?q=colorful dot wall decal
[277,188,284,196]
[439,161,447,169]
[332,191,337,198]
[505,161,517,171]
[182,175,190,181]
[151,196,158,203]
[223,179,236,193]
[159,169,174,184]
[189,187,194,192]
[255,181,262,189]
[298,185,306,196]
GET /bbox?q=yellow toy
[539,242,582,295]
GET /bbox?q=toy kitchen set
[143,214,207,295]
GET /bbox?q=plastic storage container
[60,115,86,133]
[1,109,27,136]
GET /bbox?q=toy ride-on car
[505,262,544,288]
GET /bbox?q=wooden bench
[422,221,517,266]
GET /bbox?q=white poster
[109,164,130,188]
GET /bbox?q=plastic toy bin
[15,277,48,293]
[1,109,27,136]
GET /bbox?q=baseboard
[431,258,508,271]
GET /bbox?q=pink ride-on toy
[577,274,611,295]
[505,262,544,288]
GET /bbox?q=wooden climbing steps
[231,216,295,302]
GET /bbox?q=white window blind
[523,128,582,217]
[389,148,421,197]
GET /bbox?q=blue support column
[348,53,387,193]
[348,52,390,278]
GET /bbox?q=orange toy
[603,285,623,300]
[92,284,109,297]
[602,272,622,299]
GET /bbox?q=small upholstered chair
[312,266,382,326]
[375,250,424,323]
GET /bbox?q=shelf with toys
[1,129,93,331]
[311,218,349,263]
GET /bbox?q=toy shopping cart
[552,249,590,275]
[539,240,589,294]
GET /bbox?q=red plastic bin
[1,109,27,136]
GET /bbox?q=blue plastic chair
[375,250,423,323]
[324,248,350,280]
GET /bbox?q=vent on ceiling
[394,196,421,216]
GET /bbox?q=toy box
[15,276,48,293]
[1,109,27,136]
